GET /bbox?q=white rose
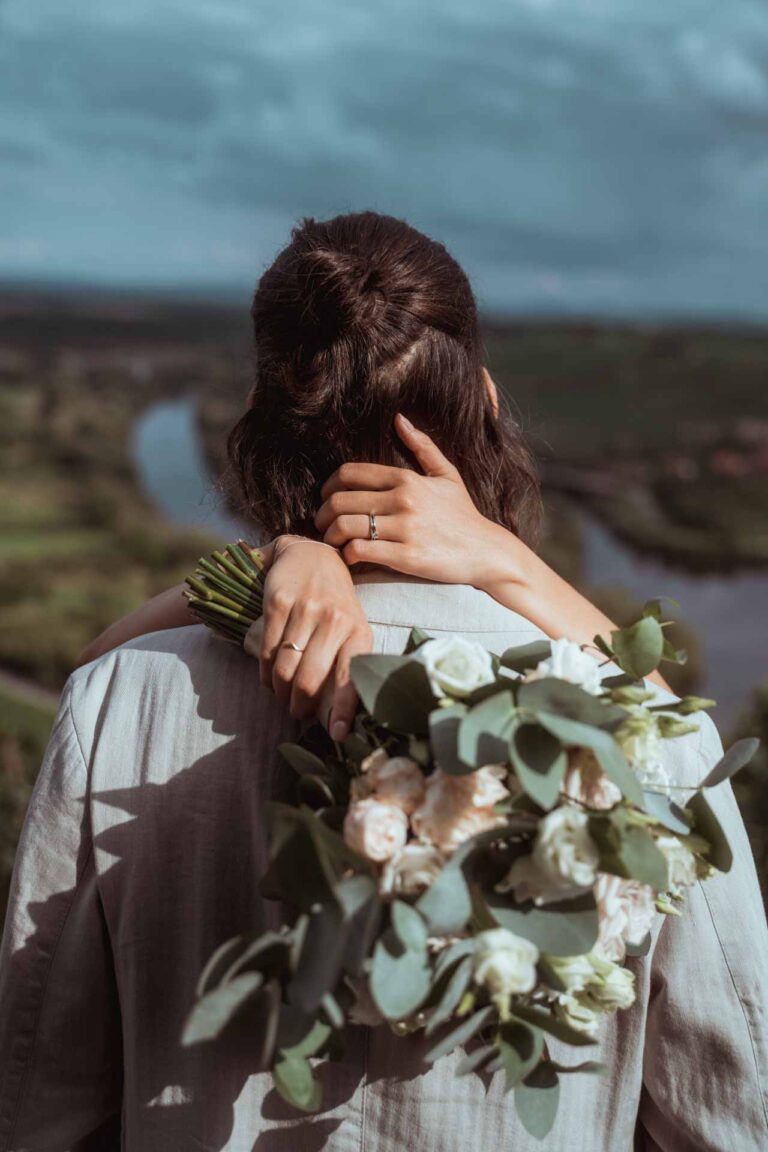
[617,708,670,791]
[343,798,408,863]
[656,835,697,894]
[496,806,600,905]
[524,638,602,696]
[594,874,656,962]
[366,755,425,815]
[473,927,539,1016]
[561,747,622,811]
[411,766,508,853]
[380,842,445,897]
[578,952,636,1013]
[554,993,600,1038]
[546,952,596,992]
[416,636,495,699]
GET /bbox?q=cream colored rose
[577,952,636,1013]
[524,637,602,696]
[551,951,635,1018]
[343,798,408,863]
[410,766,509,853]
[554,992,600,1038]
[496,805,600,905]
[617,708,670,791]
[473,927,539,1010]
[594,874,656,962]
[561,747,622,811]
[366,755,425,815]
[416,636,495,699]
[656,835,697,894]
[380,842,445,897]
[545,952,596,992]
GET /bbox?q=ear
[482,366,499,417]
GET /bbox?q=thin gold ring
[281,641,305,653]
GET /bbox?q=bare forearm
[78,584,196,667]
[480,525,671,691]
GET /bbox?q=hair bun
[294,246,386,345]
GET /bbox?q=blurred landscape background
[1,0,767,919]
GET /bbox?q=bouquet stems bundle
[184,541,266,644]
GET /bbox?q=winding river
[133,396,768,731]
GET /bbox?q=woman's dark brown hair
[227,211,542,544]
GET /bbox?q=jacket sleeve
[0,678,122,1152]
[638,717,768,1152]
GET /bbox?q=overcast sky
[1,0,768,318]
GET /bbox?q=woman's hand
[246,536,373,740]
[315,413,518,589]
[315,415,671,690]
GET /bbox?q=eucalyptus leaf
[496,1020,545,1089]
[432,938,477,982]
[686,791,733,872]
[458,690,516,766]
[350,654,435,734]
[589,812,669,890]
[510,1004,597,1048]
[391,900,429,952]
[499,640,552,675]
[225,931,291,982]
[514,1062,561,1139]
[642,790,691,835]
[548,1060,607,1076]
[276,1007,332,1058]
[423,1005,495,1064]
[429,703,471,776]
[536,712,643,807]
[278,743,328,777]
[405,626,433,653]
[456,1042,498,1076]
[287,903,344,1015]
[700,737,760,789]
[518,678,626,730]
[509,722,567,810]
[611,616,664,679]
[182,972,264,1046]
[196,934,247,997]
[424,955,475,1036]
[298,774,336,808]
[416,857,472,936]
[273,1053,322,1113]
[370,930,431,1020]
[485,890,599,956]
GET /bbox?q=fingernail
[397,412,414,432]
[331,720,349,742]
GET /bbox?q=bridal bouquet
[181,544,758,1139]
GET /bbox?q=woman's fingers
[257,588,293,687]
[287,615,346,720]
[315,487,399,533]
[341,537,414,571]
[322,513,403,548]
[271,604,312,702]
[328,626,373,741]
[394,413,460,480]
[320,462,405,501]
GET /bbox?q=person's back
[2,574,766,1151]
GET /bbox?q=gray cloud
[1,0,768,316]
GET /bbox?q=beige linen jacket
[0,575,766,1152]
